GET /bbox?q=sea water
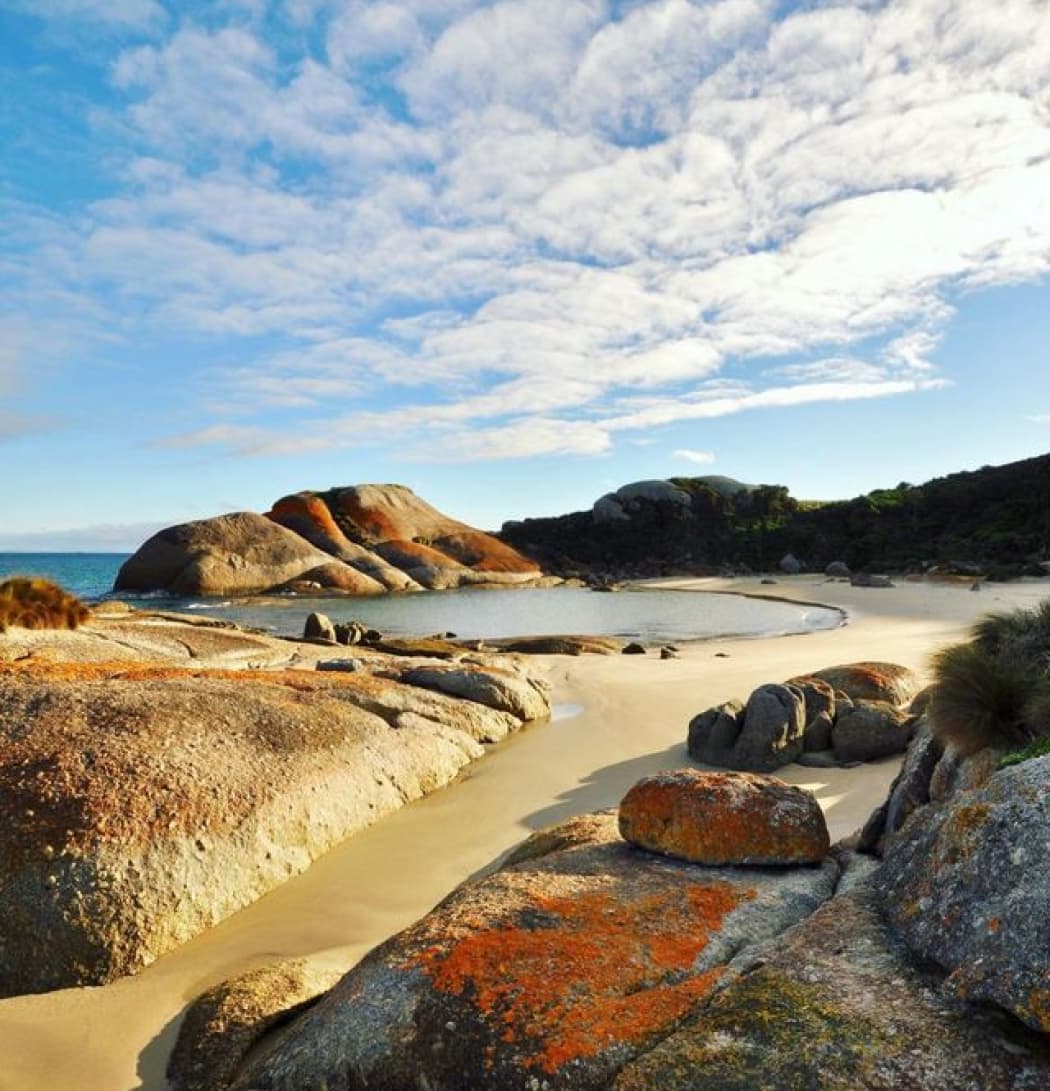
[0,552,842,642]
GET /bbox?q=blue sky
[1,0,1048,550]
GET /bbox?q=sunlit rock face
[115,484,542,596]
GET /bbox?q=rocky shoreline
[173,731,1050,1091]
[0,606,551,996]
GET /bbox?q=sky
[1,0,1048,550]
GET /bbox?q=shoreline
[0,576,1047,1091]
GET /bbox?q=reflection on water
[130,587,843,642]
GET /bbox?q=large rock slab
[619,770,829,866]
[230,813,837,1091]
[614,883,1050,1090]
[0,655,548,997]
[875,754,1050,1033]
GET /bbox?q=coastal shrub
[928,603,1050,754]
[0,578,90,633]
[972,601,1050,671]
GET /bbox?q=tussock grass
[928,601,1050,755]
[0,578,90,634]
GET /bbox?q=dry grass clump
[0,577,90,634]
[928,601,1050,754]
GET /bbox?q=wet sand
[1,575,1046,1091]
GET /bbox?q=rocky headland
[116,484,545,596]
[498,452,1050,582]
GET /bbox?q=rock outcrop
[115,485,542,596]
[114,512,351,597]
[0,618,550,997]
[875,753,1050,1033]
[227,810,837,1091]
[689,662,921,772]
[180,731,1050,1091]
[614,882,1050,1090]
[168,958,343,1091]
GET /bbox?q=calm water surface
[0,552,842,642]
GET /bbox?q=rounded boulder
[619,770,830,866]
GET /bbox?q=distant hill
[498,454,1050,579]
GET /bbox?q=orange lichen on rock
[618,769,830,866]
[0,578,90,633]
[433,530,540,574]
[405,882,747,1074]
[809,661,919,705]
[0,658,383,693]
[267,493,348,548]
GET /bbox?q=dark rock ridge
[498,452,1050,579]
[688,661,922,772]
[116,484,542,596]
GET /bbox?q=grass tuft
[0,578,90,634]
[928,601,1050,754]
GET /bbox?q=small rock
[825,560,851,578]
[660,647,679,660]
[622,642,647,655]
[850,573,895,588]
[315,659,362,673]
[760,578,777,585]
[778,554,802,575]
[619,769,830,866]
[303,612,336,642]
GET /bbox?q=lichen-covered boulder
[875,754,1050,1033]
[832,700,914,763]
[614,884,1050,1091]
[0,653,547,996]
[168,958,343,1091]
[809,662,920,706]
[619,770,829,866]
[230,813,837,1091]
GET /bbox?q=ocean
[0,552,843,643]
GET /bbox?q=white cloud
[1027,414,1050,424]
[673,448,715,465]
[7,0,1050,464]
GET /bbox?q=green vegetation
[0,578,90,634]
[928,601,1050,754]
[499,452,1050,578]
[999,736,1050,770]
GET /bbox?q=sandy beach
[1,575,1047,1091]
